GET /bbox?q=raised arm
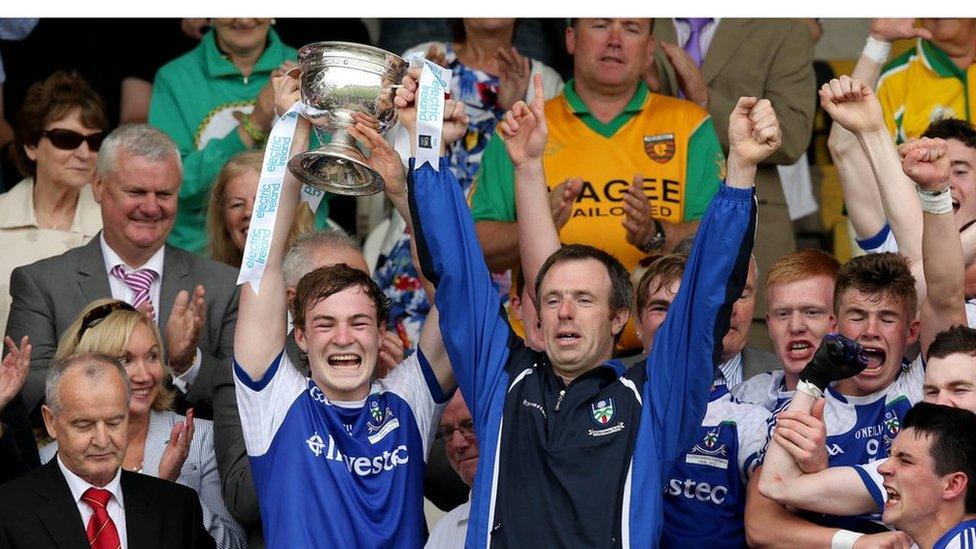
[233,73,307,379]
[825,20,932,243]
[900,138,968,354]
[394,69,515,422]
[496,74,561,303]
[821,76,925,294]
[645,97,775,462]
[348,78,472,394]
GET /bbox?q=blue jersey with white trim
[662,385,771,548]
[934,519,976,549]
[407,157,757,547]
[233,350,444,548]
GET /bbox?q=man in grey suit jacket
[650,18,816,343]
[4,124,238,419]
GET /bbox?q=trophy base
[287,145,384,196]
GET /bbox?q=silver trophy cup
[287,42,408,195]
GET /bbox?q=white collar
[717,352,743,387]
[100,233,165,274]
[56,453,125,510]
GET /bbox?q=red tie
[82,487,122,549]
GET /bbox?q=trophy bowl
[287,41,408,195]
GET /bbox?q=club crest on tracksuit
[591,398,615,425]
[644,133,676,163]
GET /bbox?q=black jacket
[0,459,215,549]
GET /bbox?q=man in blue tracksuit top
[397,64,783,546]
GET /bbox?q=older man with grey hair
[4,124,239,420]
[0,352,214,548]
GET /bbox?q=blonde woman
[206,150,313,267]
[40,299,246,549]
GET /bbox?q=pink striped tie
[111,264,157,309]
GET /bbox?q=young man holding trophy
[231,45,465,548]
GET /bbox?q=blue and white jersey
[821,357,923,468]
[934,519,976,549]
[662,385,771,548]
[233,349,446,548]
[851,459,885,512]
[779,356,924,532]
[733,369,793,413]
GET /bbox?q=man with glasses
[4,124,239,420]
[427,392,479,549]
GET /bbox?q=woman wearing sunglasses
[0,71,106,332]
[39,299,247,549]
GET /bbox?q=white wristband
[796,379,824,399]
[917,185,953,215]
[862,35,892,64]
[831,529,865,549]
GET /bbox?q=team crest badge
[591,398,615,425]
[703,429,719,449]
[884,411,901,436]
[644,133,676,164]
[370,400,383,423]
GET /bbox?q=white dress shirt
[672,18,722,58]
[425,499,470,549]
[716,351,744,390]
[56,454,128,549]
[99,234,201,391]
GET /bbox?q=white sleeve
[378,349,448,459]
[895,355,925,404]
[233,350,307,457]
[856,223,899,254]
[737,404,773,484]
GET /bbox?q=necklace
[127,463,143,474]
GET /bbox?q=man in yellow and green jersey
[877,19,976,144]
[469,18,724,352]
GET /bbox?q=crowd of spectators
[1,16,976,549]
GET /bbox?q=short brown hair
[635,253,688,314]
[14,70,109,178]
[534,244,632,315]
[927,325,976,361]
[292,264,390,329]
[834,252,917,317]
[207,150,314,267]
[767,249,840,288]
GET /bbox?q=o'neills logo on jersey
[644,133,676,164]
[563,177,682,220]
[305,431,410,476]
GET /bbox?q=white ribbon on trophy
[237,102,304,292]
[411,55,452,171]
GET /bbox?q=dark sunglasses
[42,128,106,152]
[78,301,137,343]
